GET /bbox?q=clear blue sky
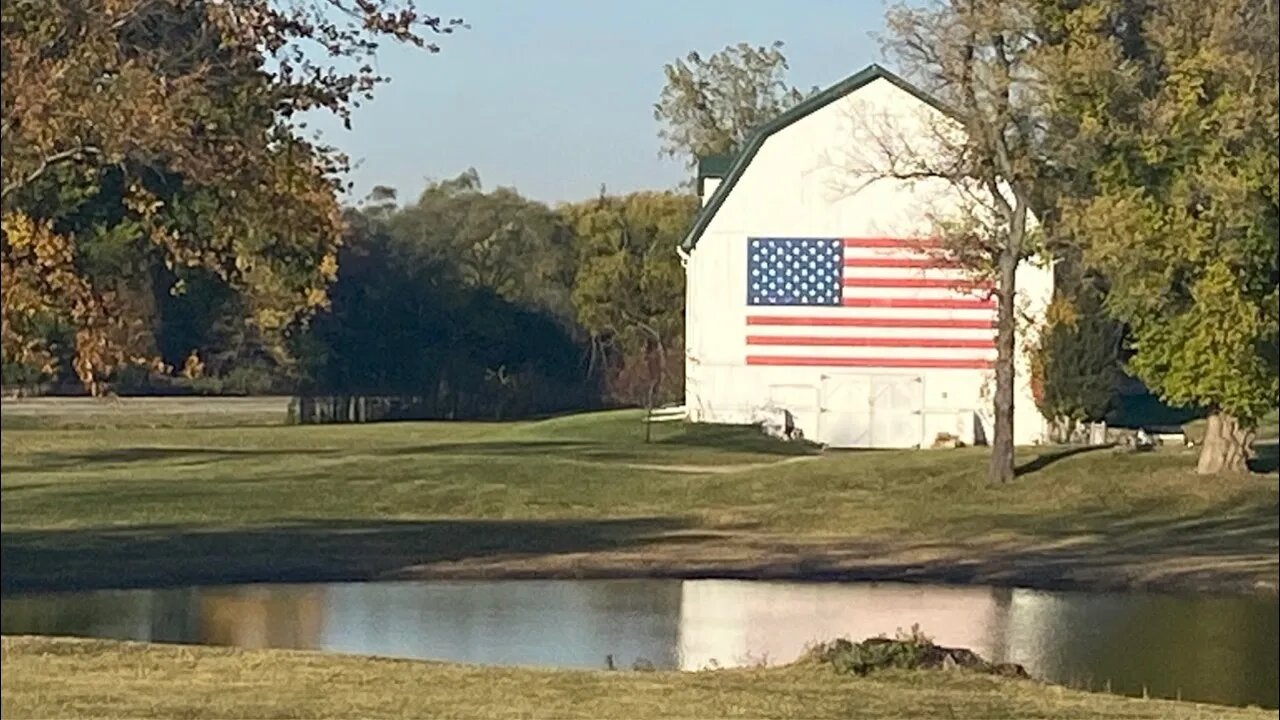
[312,1,891,206]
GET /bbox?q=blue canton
[746,237,844,306]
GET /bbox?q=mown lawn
[1,402,1275,594]
[2,636,1271,720]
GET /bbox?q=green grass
[2,404,1276,595]
[3,636,1271,720]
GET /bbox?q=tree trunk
[644,380,655,444]
[988,251,1018,484]
[1196,411,1254,474]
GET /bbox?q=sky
[310,0,892,207]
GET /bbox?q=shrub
[801,625,1028,678]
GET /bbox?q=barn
[678,65,1053,449]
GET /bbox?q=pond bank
[3,636,1273,720]
[3,528,1275,597]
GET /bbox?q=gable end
[679,64,951,251]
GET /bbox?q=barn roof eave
[679,64,951,252]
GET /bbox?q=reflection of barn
[676,580,1013,671]
[198,585,326,650]
[680,65,1053,448]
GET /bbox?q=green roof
[681,64,947,251]
[695,154,733,197]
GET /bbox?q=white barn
[679,65,1053,449]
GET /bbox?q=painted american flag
[745,237,996,370]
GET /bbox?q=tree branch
[2,146,102,201]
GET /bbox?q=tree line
[2,165,695,419]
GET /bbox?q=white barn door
[870,375,924,448]
[818,375,872,447]
[818,374,924,448]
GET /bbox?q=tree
[1041,0,1279,473]
[851,1,1050,483]
[387,170,576,322]
[298,204,592,421]
[561,191,697,418]
[1030,275,1125,441]
[1,0,462,392]
[654,41,814,170]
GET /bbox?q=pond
[2,579,1276,709]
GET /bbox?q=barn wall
[684,77,1052,447]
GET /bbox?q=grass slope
[3,637,1270,720]
[2,405,1276,594]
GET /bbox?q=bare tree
[837,1,1048,483]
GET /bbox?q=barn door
[817,375,872,447]
[869,375,924,448]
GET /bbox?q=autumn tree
[849,1,1050,483]
[1,0,461,392]
[561,191,697,416]
[654,41,814,171]
[1040,0,1279,473]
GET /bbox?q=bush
[1031,286,1125,439]
[801,625,1028,678]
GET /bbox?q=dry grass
[3,636,1270,720]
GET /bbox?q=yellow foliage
[181,351,205,380]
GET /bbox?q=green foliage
[654,41,813,170]
[297,188,596,420]
[560,191,697,406]
[1043,0,1280,431]
[386,170,576,321]
[1032,279,1125,430]
[805,626,938,676]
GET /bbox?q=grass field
[0,396,291,430]
[3,400,1277,719]
[2,400,1276,595]
[3,636,1272,720]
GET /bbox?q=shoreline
[5,536,1276,597]
[3,635,1276,719]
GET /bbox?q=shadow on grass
[1251,442,1279,474]
[12,431,813,476]
[9,447,342,473]
[1015,445,1114,477]
[653,423,822,456]
[0,517,691,594]
[869,494,1279,594]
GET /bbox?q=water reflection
[2,579,1275,709]
[677,581,1014,669]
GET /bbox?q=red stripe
[841,297,995,310]
[747,335,994,349]
[843,277,992,290]
[844,257,953,269]
[747,316,996,329]
[747,356,994,370]
[843,237,940,249]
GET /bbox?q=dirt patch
[381,532,1280,597]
